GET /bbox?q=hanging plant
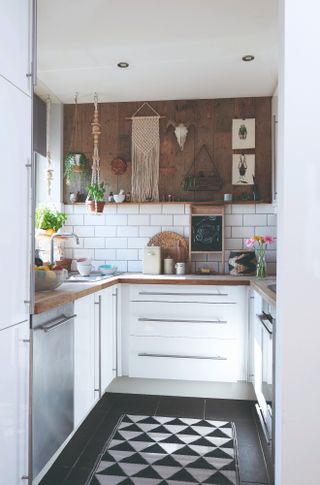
[86,182,106,213]
[64,152,88,185]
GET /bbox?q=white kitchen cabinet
[74,294,96,427]
[0,0,33,95]
[95,286,118,396]
[123,284,248,382]
[0,76,32,331]
[0,321,29,483]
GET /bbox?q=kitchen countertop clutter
[34,273,276,313]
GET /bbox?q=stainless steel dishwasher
[31,303,75,479]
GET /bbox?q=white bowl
[113,194,125,203]
[99,265,118,275]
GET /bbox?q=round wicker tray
[148,231,188,262]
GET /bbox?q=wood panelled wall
[63,97,271,204]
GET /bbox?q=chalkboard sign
[191,215,223,252]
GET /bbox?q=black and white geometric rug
[89,414,240,484]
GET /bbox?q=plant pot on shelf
[86,200,105,214]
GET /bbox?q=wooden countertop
[34,273,276,314]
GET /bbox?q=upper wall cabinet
[0,0,34,95]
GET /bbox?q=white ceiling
[37,0,278,103]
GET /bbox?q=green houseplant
[64,152,88,185]
[86,182,106,214]
[35,206,67,236]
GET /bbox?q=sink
[65,272,119,283]
[268,283,277,293]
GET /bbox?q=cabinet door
[99,287,117,394]
[0,77,32,330]
[0,321,29,483]
[0,0,33,94]
[74,295,95,427]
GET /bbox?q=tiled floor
[40,393,272,485]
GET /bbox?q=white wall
[62,203,277,273]
[276,1,320,484]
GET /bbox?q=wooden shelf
[65,200,271,206]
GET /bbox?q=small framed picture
[232,154,255,185]
[232,118,255,149]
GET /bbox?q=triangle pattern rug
[88,414,240,484]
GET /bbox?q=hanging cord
[46,95,54,198]
[90,92,101,186]
[69,92,79,152]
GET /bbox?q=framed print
[232,154,255,185]
[232,118,255,149]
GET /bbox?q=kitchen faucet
[50,232,80,265]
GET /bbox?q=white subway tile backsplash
[95,226,117,237]
[84,215,105,226]
[94,249,116,260]
[117,204,139,214]
[64,203,277,273]
[84,238,104,248]
[173,214,189,226]
[74,226,95,237]
[128,237,149,249]
[128,260,143,272]
[225,214,243,226]
[118,226,139,237]
[128,214,149,225]
[105,215,128,226]
[64,237,83,249]
[243,214,267,226]
[105,238,127,248]
[73,205,87,214]
[67,214,84,225]
[162,204,185,214]
[64,205,74,214]
[151,214,173,225]
[140,204,162,214]
[117,249,138,260]
[231,226,253,238]
[139,226,161,237]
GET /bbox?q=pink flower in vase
[245,238,255,248]
[264,236,274,245]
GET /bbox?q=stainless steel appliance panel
[32,303,74,478]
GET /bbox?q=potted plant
[35,206,67,236]
[86,182,106,213]
[64,152,88,185]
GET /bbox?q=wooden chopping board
[148,231,188,262]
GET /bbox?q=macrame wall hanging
[127,102,164,202]
[46,95,54,197]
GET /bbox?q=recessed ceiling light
[117,62,129,68]
[242,55,255,62]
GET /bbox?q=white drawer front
[129,284,246,304]
[129,305,244,339]
[129,336,245,382]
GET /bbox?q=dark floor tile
[63,466,93,485]
[156,396,205,418]
[241,482,270,485]
[205,399,255,421]
[110,393,160,415]
[39,465,70,485]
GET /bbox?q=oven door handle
[257,314,273,335]
[39,314,77,333]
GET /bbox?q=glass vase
[256,250,267,279]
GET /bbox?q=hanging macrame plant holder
[127,102,164,202]
[86,93,105,214]
[46,95,54,197]
[181,144,223,193]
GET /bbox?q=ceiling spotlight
[117,62,129,68]
[242,55,255,62]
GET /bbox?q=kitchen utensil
[147,231,188,262]
[143,246,161,274]
[113,193,126,203]
[35,269,68,291]
[99,264,118,275]
[224,193,233,201]
[175,262,186,275]
[163,256,174,274]
[77,262,93,276]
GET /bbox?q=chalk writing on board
[191,215,223,252]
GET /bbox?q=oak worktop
[34,273,276,314]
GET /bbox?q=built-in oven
[254,300,276,456]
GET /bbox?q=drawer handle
[132,300,236,305]
[138,291,228,296]
[138,317,227,324]
[138,352,227,361]
[39,314,77,332]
